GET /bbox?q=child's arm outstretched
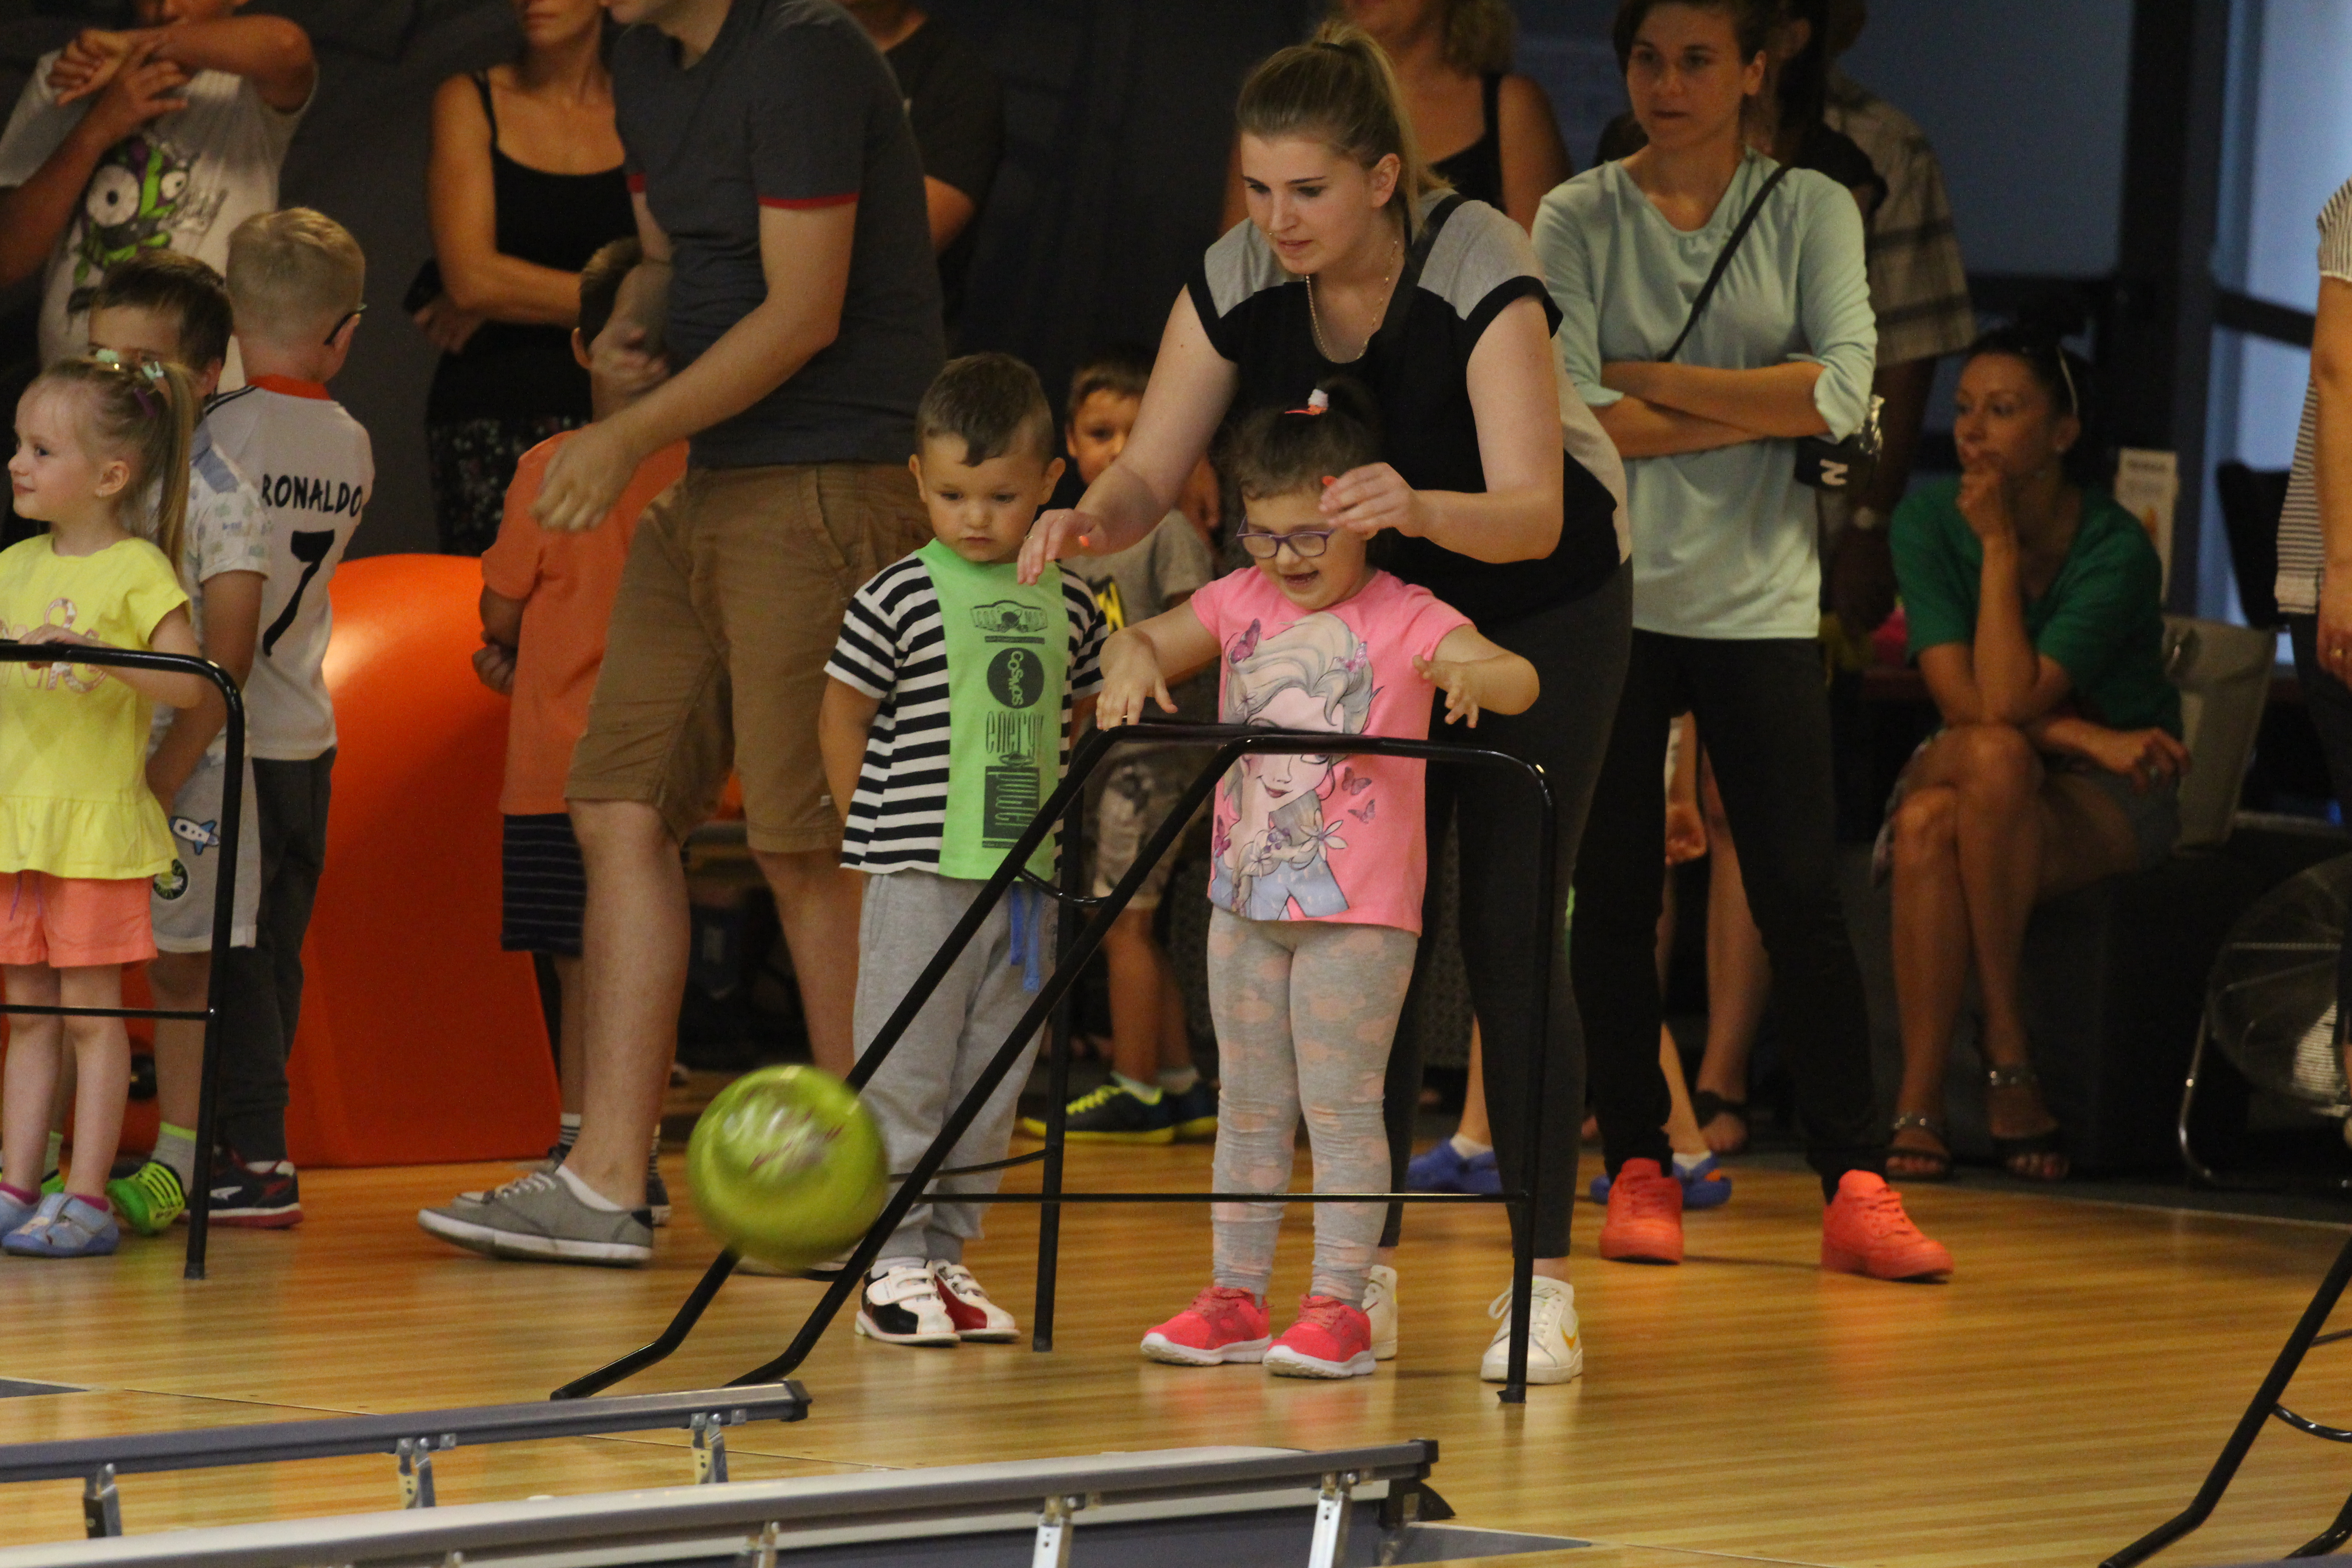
[474,587,523,697]
[22,606,212,710]
[818,677,882,830]
[1097,605,1219,730]
[1414,627,1540,728]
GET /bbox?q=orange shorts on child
[0,872,155,967]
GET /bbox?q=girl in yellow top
[0,353,212,1259]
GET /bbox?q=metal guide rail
[0,1439,1437,1568]
[558,723,1564,1404]
[0,1382,807,1540]
[0,643,243,1279]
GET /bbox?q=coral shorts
[0,871,156,968]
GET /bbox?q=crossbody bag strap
[1660,162,1794,364]
[1368,192,1465,358]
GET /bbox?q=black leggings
[1380,564,1631,1258]
[2288,617,2352,1025]
[1572,631,1883,1199]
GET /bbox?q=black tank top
[1429,74,1505,211]
[426,74,636,425]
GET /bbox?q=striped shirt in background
[2275,177,2352,616]
[1824,73,1976,369]
[825,553,1105,875]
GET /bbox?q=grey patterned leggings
[1208,910,1416,1306]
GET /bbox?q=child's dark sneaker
[855,1264,959,1346]
[1141,1285,1271,1366]
[930,1261,1018,1341]
[1264,1296,1376,1379]
[1018,1082,1174,1144]
[106,1161,186,1235]
[1165,1080,1219,1141]
[207,1153,303,1228]
[646,1152,671,1228]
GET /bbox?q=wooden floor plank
[0,1148,2342,1565]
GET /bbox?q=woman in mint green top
[1883,329,2188,1186]
[1529,0,1955,1285]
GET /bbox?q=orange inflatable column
[283,555,559,1166]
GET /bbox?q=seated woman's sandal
[1886,1112,1953,1183]
[1984,1063,2070,1181]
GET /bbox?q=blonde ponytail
[1238,21,1450,212]
[39,353,197,577]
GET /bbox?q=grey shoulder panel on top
[1418,196,1539,320]
[1200,218,1287,321]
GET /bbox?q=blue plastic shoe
[3,1192,119,1258]
[1405,1140,1502,1195]
[1591,1154,1732,1210]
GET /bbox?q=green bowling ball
[686,1065,888,1270]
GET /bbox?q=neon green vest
[921,540,1069,880]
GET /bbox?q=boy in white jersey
[81,250,273,1234]
[196,207,370,1225]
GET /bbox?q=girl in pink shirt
[1095,388,1538,1377]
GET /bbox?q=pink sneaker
[1141,1285,1271,1366]
[1264,1295,1376,1379]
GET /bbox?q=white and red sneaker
[1264,1296,1377,1379]
[854,1264,960,1346]
[930,1261,1019,1342]
[1141,1285,1271,1366]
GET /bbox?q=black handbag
[1661,163,1881,494]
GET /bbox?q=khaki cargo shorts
[567,461,931,854]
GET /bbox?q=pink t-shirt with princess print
[1187,566,1472,935]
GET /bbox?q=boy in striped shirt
[820,353,1103,1348]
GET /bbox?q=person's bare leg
[1694,763,1769,1152]
[752,848,863,1078]
[59,966,129,1200]
[560,800,689,1208]
[1,965,61,1197]
[1455,1022,1491,1147]
[145,951,209,1135]
[553,954,586,1117]
[1101,908,1166,1088]
[1887,777,1969,1177]
[1662,1029,1708,1155]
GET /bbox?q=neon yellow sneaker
[1014,1082,1175,1144]
[105,1160,186,1236]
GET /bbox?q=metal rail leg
[1308,1471,1356,1568]
[1032,1494,1080,1568]
[82,1465,120,1539]
[692,1412,730,1484]
[2103,1230,2352,1566]
[396,1437,438,1509]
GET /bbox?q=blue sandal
[4,1193,119,1258]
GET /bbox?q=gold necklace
[1305,232,1405,363]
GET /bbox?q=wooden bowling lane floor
[0,1144,2347,1566]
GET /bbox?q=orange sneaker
[1597,1157,1684,1264]
[1821,1170,1952,1281]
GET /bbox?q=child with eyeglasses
[1094,382,1538,1378]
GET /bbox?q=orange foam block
[283,554,558,1166]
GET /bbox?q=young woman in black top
[1024,25,1628,1385]
[416,0,634,555]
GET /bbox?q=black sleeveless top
[1430,74,1504,211]
[1189,194,1621,629]
[426,74,636,425]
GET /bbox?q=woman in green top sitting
[1884,328,2187,1183]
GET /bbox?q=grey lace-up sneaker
[417,1169,652,1265]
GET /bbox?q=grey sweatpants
[1209,909,1416,1306]
[855,868,1056,1267]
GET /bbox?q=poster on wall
[2115,448,2180,596]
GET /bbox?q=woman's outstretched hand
[2079,725,2191,793]
[1018,507,1106,584]
[1321,462,1428,539]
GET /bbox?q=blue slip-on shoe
[1406,1141,1502,1195]
[1591,1153,1733,1210]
